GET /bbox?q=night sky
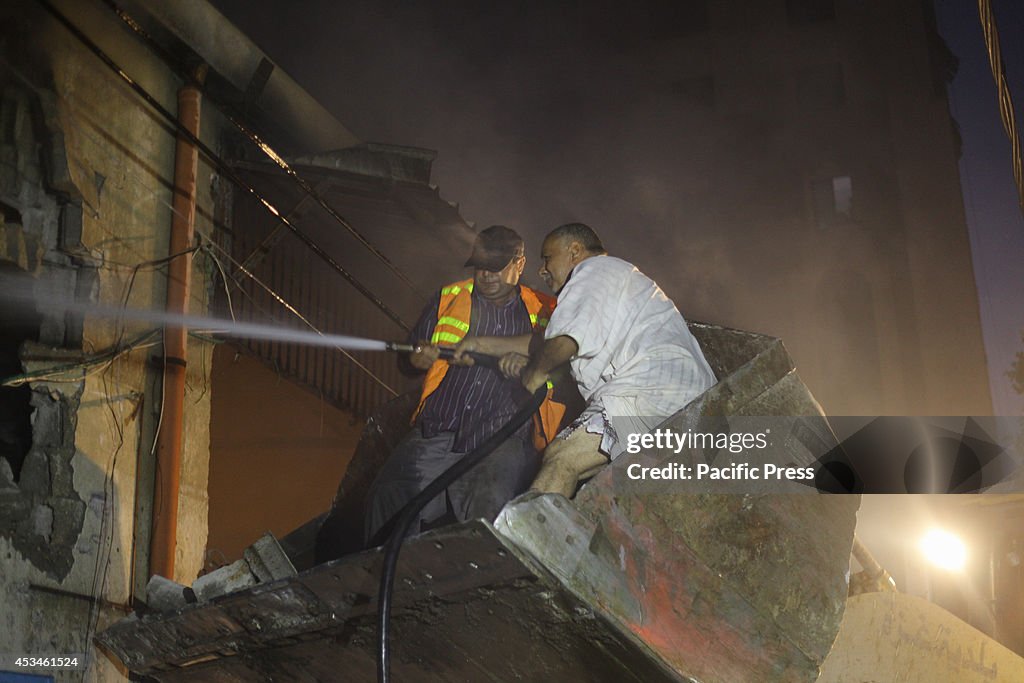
[209,0,1024,416]
[934,0,1024,417]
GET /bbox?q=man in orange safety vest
[364,226,564,544]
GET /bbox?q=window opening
[0,262,41,482]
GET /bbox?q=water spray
[1,275,500,373]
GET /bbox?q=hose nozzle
[385,341,501,370]
[385,342,418,354]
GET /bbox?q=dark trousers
[364,429,538,546]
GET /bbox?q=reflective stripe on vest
[431,315,471,344]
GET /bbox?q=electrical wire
[34,0,412,332]
[1,329,161,387]
[21,81,399,397]
[9,14,403,397]
[5,21,407,660]
[84,257,151,676]
[9,5,426,665]
[978,0,1024,215]
[374,386,547,683]
[202,242,236,322]
[87,354,127,673]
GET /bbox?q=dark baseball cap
[464,225,524,271]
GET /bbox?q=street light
[920,529,967,571]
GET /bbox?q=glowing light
[920,529,967,571]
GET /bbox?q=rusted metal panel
[565,323,859,682]
[560,488,857,682]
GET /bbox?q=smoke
[208,0,735,298]
[204,0,1017,416]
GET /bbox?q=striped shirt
[409,287,534,453]
[546,255,716,426]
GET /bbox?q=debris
[145,574,195,612]
[244,532,297,583]
[150,532,298,606]
[191,558,257,603]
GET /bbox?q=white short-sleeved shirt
[545,255,716,453]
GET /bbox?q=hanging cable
[98,0,422,294]
[1,329,162,387]
[28,97,400,397]
[35,0,412,332]
[374,385,546,683]
[978,0,1024,216]
[48,101,399,397]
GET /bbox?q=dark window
[671,76,716,107]
[796,63,846,107]
[785,0,836,24]
[0,263,41,483]
[648,0,710,38]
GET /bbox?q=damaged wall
[0,0,223,678]
[0,79,85,583]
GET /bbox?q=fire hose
[374,382,548,683]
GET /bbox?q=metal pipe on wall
[149,79,202,581]
[852,534,896,592]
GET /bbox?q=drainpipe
[150,73,203,580]
[852,534,896,592]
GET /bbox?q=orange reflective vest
[412,279,565,450]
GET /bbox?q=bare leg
[530,429,607,499]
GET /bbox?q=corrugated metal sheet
[228,224,406,414]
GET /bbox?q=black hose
[376,385,547,683]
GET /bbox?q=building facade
[0,2,222,678]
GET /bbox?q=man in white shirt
[518,223,716,498]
